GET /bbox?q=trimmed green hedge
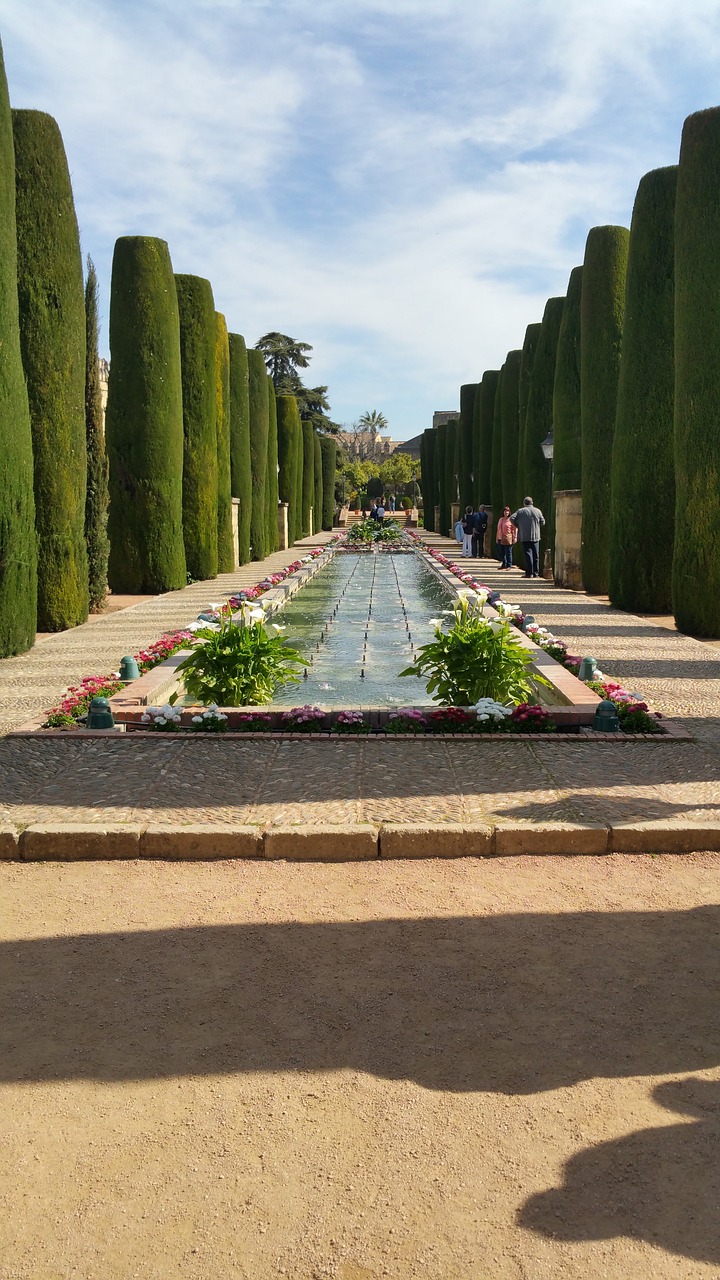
[313,429,323,539]
[500,348,523,511]
[84,257,110,612]
[610,167,677,613]
[106,236,186,593]
[265,375,279,554]
[277,394,301,542]
[553,266,583,492]
[13,108,88,630]
[580,225,630,594]
[215,313,234,572]
[445,419,458,533]
[673,108,720,635]
[435,421,449,536]
[421,427,435,531]
[301,419,314,536]
[0,46,36,656]
[459,383,478,510]
[523,297,564,559]
[490,360,505,535]
[293,412,304,542]
[518,322,541,497]
[228,333,252,564]
[320,434,336,530]
[247,347,269,560]
[474,371,498,508]
[175,274,218,582]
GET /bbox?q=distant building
[432,410,460,429]
[394,432,422,459]
[337,424,400,461]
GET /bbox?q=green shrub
[13,108,88,630]
[553,266,583,492]
[609,167,677,613]
[106,236,186,592]
[215,313,234,572]
[474,371,499,508]
[673,108,720,635]
[175,274,218,582]
[177,603,303,706]
[301,420,314,535]
[459,383,477,510]
[523,297,564,558]
[84,257,110,612]
[247,347,269,560]
[0,42,36,656]
[517,322,541,497]
[228,333,252,564]
[580,225,630,594]
[320,435,336,530]
[277,394,301,542]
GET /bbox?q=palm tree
[358,409,388,433]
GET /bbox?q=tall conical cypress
[435,421,449,536]
[580,225,630,594]
[517,323,541,496]
[313,431,323,539]
[490,361,506,536]
[523,297,564,558]
[673,109,720,635]
[301,420,314,536]
[277,394,301,543]
[228,333,251,564]
[445,420,458,530]
[553,266,583,492]
[320,435,336,530]
[265,376,279,553]
[13,108,88,630]
[0,45,36,656]
[500,348,523,509]
[175,274,218,582]
[84,257,110,612]
[294,416,304,542]
[215,312,234,572]
[474,371,499,507]
[247,347,269,560]
[421,428,435,531]
[459,383,478,510]
[106,236,186,593]
[610,168,677,613]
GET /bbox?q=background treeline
[0,36,336,657]
[420,105,720,637]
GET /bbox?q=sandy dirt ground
[2,854,720,1280]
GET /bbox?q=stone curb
[610,821,720,854]
[263,824,378,861]
[141,823,263,860]
[494,822,609,856]
[380,823,494,859]
[0,825,20,859]
[20,823,142,860]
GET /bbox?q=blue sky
[1,0,719,439]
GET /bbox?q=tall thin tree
[84,256,110,610]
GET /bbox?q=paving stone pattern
[2,530,720,831]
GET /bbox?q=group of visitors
[459,496,546,579]
[363,495,396,522]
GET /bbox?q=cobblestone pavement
[2,530,720,830]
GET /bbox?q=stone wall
[554,489,583,589]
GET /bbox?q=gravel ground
[2,853,720,1279]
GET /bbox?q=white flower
[270,623,286,633]
[207,704,219,713]
[160,704,175,715]
[156,716,167,726]
[487,619,505,634]
[191,715,203,724]
[207,602,224,610]
[428,617,442,628]
[141,713,151,723]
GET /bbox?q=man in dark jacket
[472,506,488,558]
[510,496,545,578]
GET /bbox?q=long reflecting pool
[270,550,452,707]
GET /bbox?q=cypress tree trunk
[490,361,506,537]
[228,333,252,564]
[277,394,300,543]
[175,274,218,582]
[610,167,677,613]
[13,108,88,630]
[247,348,269,560]
[553,266,583,491]
[475,371,499,508]
[435,422,449,536]
[106,236,186,593]
[301,420,314,536]
[313,430,323,538]
[445,420,458,533]
[459,383,478,510]
[84,256,110,612]
[523,297,564,560]
[265,376,279,553]
[672,109,720,634]
[500,348,523,510]
[294,416,304,542]
[580,225,630,594]
[320,435,336,530]
[0,43,36,656]
[215,313,234,572]
[517,323,541,497]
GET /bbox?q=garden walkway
[2,528,720,840]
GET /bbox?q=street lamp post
[540,432,554,579]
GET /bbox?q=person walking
[496,505,517,570]
[473,505,488,558]
[461,506,475,558]
[388,495,396,513]
[375,497,385,522]
[510,496,545,578]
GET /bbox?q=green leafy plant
[400,596,544,706]
[176,605,303,706]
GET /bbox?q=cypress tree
[301,420,314,536]
[247,347,269,560]
[421,428,435,531]
[0,44,36,656]
[523,297,564,560]
[320,435,336,530]
[175,274,218,582]
[672,109,720,634]
[517,323,541,496]
[228,332,252,564]
[500,348,523,509]
[13,108,88,630]
[294,415,304,542]
[106,237,186,593]
[459,383,478,510]
[445,420,458,531]
[313,430,323,538]
[490,361,505,537]
[435,421,449,536]
[277,394,300,542]
[215,313,234,572]
[609,167,677,613]
[553,266,583,492]
[84,256,110,612]
[580,225,630,594]
[265,375,279,553]
[474,371,499,507]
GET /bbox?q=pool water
[270,551,452,708]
